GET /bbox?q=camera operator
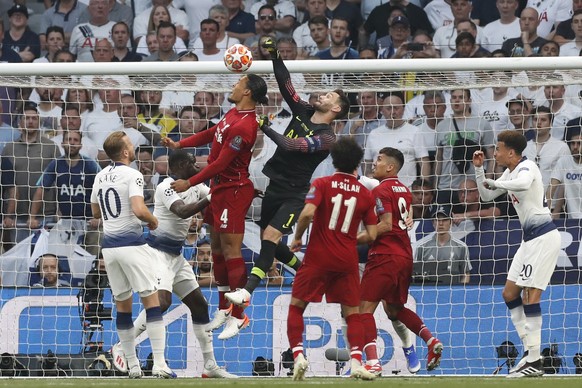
[393,31,438,59]
[80,254,111,323]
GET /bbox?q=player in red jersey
[161,74,268,340]
[359,147,443,376]
[287,138,378,381]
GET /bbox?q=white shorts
[102,244,160,300]
[507,229,560,290]
[152,249,199,299]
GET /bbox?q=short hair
[103,131,128,161]
[378,147,405,172]
[112,21,129,33]
[54,49,76,62]
[63,102,81,115]
[136,145,154,156]
[179,105,203,118]
[157,20,176,35]
[257,4,276,17]
[456,18,477,32]
[423,90,445,103]
[308,15,329,27]
[46,25,65,38]
[22,101,38,114]
[533,105,553,123]
[456,31,475,46]
[565,124,582,143]
[333,89,351,119]
[451,88,471,100]
[384,91,405,105]
[200,18,219,31]
[209,4,229,18]
[246,74,269,105]
[411,177,435,190]
[277,36,297,47]
[491,48,508,57]
[168,149,192,170]
[331,137,364,173]
[497,130,527,155]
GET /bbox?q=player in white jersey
[472,130,560,378]
[90,131,174,379]
[111,150,237,378]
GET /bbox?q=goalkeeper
[226,37,351,311]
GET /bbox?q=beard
[227,96,235,103]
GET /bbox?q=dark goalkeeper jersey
[262,57,336,189]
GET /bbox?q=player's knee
[262,226,283,243]
[116,290,133,302]
[501,287,519,302]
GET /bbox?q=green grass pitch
[0,377,580,388]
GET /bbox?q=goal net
[0,58,580,377]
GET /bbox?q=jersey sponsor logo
[482,110,500,122]
[565,172,582,180]
[59,184,86,197]
[229,135,243,151]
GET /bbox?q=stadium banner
[0,285,579,376]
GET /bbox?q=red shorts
[360,254,412,305]
[207,182,254,234]
[291,263,360,306]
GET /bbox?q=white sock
[508,303,528,350]
[341,317,350,349]
[193,323,216,369]
[525,315,542,362]
[392,320,413,348]
[146,319,167,367]
[117,328,139,369]
[133,309,148,338]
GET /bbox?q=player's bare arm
[290,203,317,252]
[169,197,211,219]
[91,203,102,220]
[376,212,393,235]
[130,195,158,230]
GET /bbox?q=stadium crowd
[1,0,582,288]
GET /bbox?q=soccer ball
[224,44,253,73]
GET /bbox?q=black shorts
[257,181,308,234]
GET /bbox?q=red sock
[396,307,433,343]
[212,254,229,310]
[345,313,363,363]
[361,313,378,361]
[226,257,247,318]
[287,304,305,358]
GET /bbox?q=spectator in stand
[119,94,160,150]
[2,103,60,244]
[245,5,278,49]
[553,0,582,45]
[305,16,331,58]
[192,19,224,61]
[32,254,70,288]
[507,97,535,140]
[293,0,327,58]
[502,7,548,57]
[136,5,187,57]
[192,6,240,54]
[543,84,581,140]
[277,36,301,59]
[433,0,484,58]
[482,0,521,52]
[435,89,495,204]
[91,38,115,62]
[137,90,177,138]
[66,87,93,121]
[111,22,142,62]
[39,0,86,49]
[34,78,64,135]
[250,0,297,36]
[424,0,454,31]
[559,10,582,56]
[223,0,256,42]
[194,237,216,287]
[376,15,412,59]
[53,48,76,63]
[539,40,560,56]
[159,52,205,116]
[0,104,18,154]
[194,91,223,126]
[363,92,430,187]
[451,31,477,58]
[416,91,447,175]
[172,0,214,44]
[360,0,433,49]
[409,178,437,245]
[527,0,573,40]
[69,0,116,62]
[470,0,501,26]
[413,205,471,285]
[160,106,210,163]
[52,103,99,160]
[78,0,134,30]
[133,0,189,46]
[393,30,440,61]
[316,17,359,59]
[325,0,362,49]
[344,91,385,148]
[3,4,40,63]
[144,31,160,57]
[34,26,64,63]
[472,72,516,136]
[143,20,183,61]
[523,106,570,192]
[455,19,490,56]
[27,129,102,256]
[0,20,22,63]
[549,125,582,219]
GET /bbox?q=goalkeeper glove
[261,37,279,59]
[483,179,497,190]
[258,114,270,130]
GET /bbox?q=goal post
[0,57,580,377]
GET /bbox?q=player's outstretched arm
[260,121,335,153]
[262,37,311,113]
